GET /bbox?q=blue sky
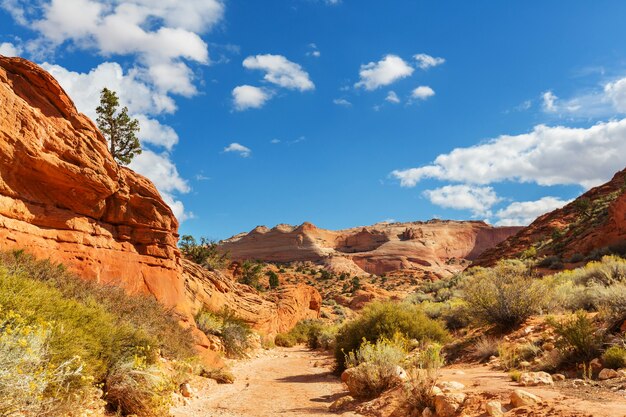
[1,1,626,240]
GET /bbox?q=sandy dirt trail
[172,347,359,417]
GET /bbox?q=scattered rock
[519,371,554,386]
[510,389,541,408]
[590,358,603,371]
[552,373,566,381]
[542,342,555,351]
[422,407,434,417]
[486,400,506,417]
[180,383,193,398]
[329,395,355,412]
[519,361,532,368]
[437,381,466,392]
[599,368,620,380]
[434,393,466,417]
[431,386,444,396]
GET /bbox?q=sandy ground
[171,347,360,417]
[172,347,626,417]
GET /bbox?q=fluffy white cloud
[355,55,414,90]
[411,86,435,100]
[0,42,22,56]
[129,150,191,221]
[333,98,352,107]
[495,197,571,226]
[224,143,252,157]
[232,85,272,111]
[392,118,626,189]
[243,54,314,91]
[423,185,500,217]
[542,90,558,112]
[2,0,225,95]
[414,53,445,70]
[385,91,400,104]
[134,115,179,151]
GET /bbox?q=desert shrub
[335,301,449,369]
[537,255,562,269]
[569,253,585,263]
[344,336,407,398]
[543,277,597,312]
[267,270,280,289]
[602,346,626,370]
[470,337,500,362]
[536,349,565,372]
[497,344,520,371]
[179,235,230,270]
[509,370,522,382]
[274,333,297,347]
[461,260,546,329]
[571,255,626,286]
[0,251,195,361]
[596,283,626,330]
[312,324,339,351]
[0,311,87,416]
[104,358,173,417]
[548,311,603,362]
[195,308,254,358]
[517,342,542,361]
[200,367,235,384]
[403,343,444,411]
[239,260,264,289]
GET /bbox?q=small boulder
[437,381,466,392]
[598,368,620,380]
[590,358,603,371]
[552,373,566,381]
[180,383,193,398]
[434,393,466,417]
[510,389,541,408]
[519,361,532,368]
[422,407,434,417]
[329,395,355,412]
[486,400,506,417]
[542,342,555,351]
[519,371,554,386]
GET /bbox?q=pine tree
[96,88,141,165]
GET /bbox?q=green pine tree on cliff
[96,87,141,165]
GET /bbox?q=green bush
[334,301,449,369]
[403,343,444,412]
[179,235,230,270]
[274,333,297,347]
[548,311,602,362]
[195,308,254,358]
[470,337,500,362]
[344,336,407,398]
[461,260,546,329]
[602,346,626,370]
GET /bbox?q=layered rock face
[0,57,187,310]
[476,168,626,266]
[0,56,321,338]
[220,220,521,276]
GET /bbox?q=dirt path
[172,347,359,417]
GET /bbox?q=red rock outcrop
[0,56,187,310]
[476,168,626,266]
[0,56,321,339]
[220,220,521,277]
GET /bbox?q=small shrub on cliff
[334,301,449,370]
[195,308,254,358]
[239,260,264,290]
[179,235,230,270]
[461,260,546,329]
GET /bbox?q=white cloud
[333,98,352,107]
[0,42,22,56]
[243,54,314,91]
[542,90,558,112]
[604,78,626,113]
[411,86,435,100]
[128,149,191,221]
[232,85,272,111]
[392,118,626,189]
[385,91,400,104]
[423,185,500,217]
[2,0,225,95]
[355,54,414,90]
[414,53,445,70]
[307,43,320,58]
[495,197,571,226]
[134,115,179,150]
[270,139,281,144]
[224,143,252,157]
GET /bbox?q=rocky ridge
[220,220,521,277]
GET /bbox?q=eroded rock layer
[220,220,521,277]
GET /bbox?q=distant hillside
[219,220,521,277]
[476,168,626,266]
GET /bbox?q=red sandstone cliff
[476,168,626,266]
[220,220,522,277]
[0,56,320,339]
